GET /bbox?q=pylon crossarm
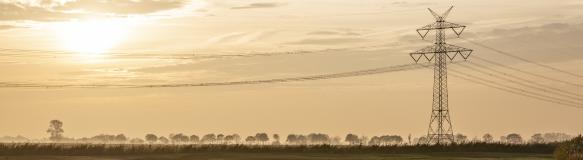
[417,29,431,39]
[443,44,472,53]
[451,26,466,37]
[417,22,465,31]
[410,53,423,63]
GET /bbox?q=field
[0,143,557,160]
[0,152,554,160]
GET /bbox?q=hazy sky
[0,0,582,140]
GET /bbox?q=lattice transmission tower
[410,6,473,144]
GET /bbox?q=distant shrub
[554,135,583,160]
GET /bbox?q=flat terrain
[0,152,554,160]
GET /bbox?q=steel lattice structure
[410,6,473,144]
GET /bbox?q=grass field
[0,152,554,160]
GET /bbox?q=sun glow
[56,19,131,55]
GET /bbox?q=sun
[56,19,130,55]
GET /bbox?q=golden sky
[0,0,582,139]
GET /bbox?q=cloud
[0,2,83,21]
[206,30,280,45]
[231,2,284,10]
[390,1,436,7]
[0,0,192,22]
[55,0,184,15]
[285,37,366,45]
[0,24,19,30]
[307,30,361,36]
[463,22,583,63]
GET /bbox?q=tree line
[26,119,573,145]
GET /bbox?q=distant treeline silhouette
[0,120,580,157]
[2,119,575,146]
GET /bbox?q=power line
[463,38,583,79]
[456,62,583,102]
[0,44,390,60]
[448,68,583,108]
[465,61,583,100]
[0,63,430,88]
[473,56,583,88]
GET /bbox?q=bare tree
[46,120,64,142]
[482,133,494,143]
[145,134,158,144]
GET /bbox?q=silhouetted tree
[297,135,308,145]
[345,134,359,145]
[331,136,342,145]
[217,134,225,144]
[506,133,523,144]
[544,133,572,142]
[530,133,544,144]
[145,134,158,143]
[47,120,64,141]
[272,134,281,145]
[169,133,189,144]
[232,134,241,144]
[308,133,330,144]
[455,133,468,143]
[554,135,583,160]
[245,136,256,144]
[482,133,494,143]
[190,135,200,144]
[225,135,234,144]
[286,134,298,144]
[369,136,381,145]
[202,134,216,144]
[0,135,29,142]
[114,134,127,142]
[130,138,144,144]
[415,136,428,144]
[255,133,269,145]
[359,136,369,145]
[159,136,169,144]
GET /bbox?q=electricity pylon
[410,6,473,144]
